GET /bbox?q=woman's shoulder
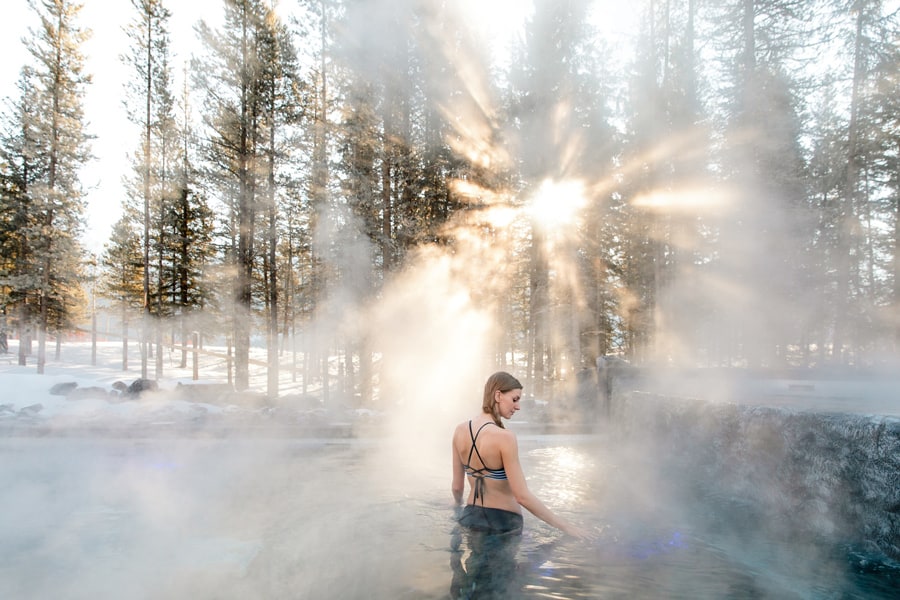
[452,419,477,439]
[481,421,517,442]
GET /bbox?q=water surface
[0,435,895,598]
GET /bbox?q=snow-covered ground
[625,368,900,417]
[0,339,371,436]
[4,338,899,436]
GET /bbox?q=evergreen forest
[1,0,898,404]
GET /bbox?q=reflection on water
[450,524,522,599]
[0,436,896,599]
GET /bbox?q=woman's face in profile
[496,388,522,419]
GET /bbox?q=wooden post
[192,331,199,381]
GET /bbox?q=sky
[0,0,636,255]
[1,0,226,254]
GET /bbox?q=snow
[0,339,363,436]
[3,341,203,406]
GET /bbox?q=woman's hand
[561,522,596,541]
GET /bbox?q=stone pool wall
[610,391,900,562]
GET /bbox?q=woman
[451,371,586,537]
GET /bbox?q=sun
[528,178,587,232]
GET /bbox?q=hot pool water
[0,435,895,599]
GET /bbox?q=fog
[0,435,458,598]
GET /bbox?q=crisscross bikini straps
[464,421,507,505]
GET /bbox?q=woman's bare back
[453,418,521,513]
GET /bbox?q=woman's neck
[475,412,498,427]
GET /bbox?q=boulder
[615,391,900,562]
[49,382,78,396]
[18,403,43,416]
[127,379,159,397]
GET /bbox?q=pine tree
[255,4,303,398]
[20,0,92,373]
[703,0,817,367]
[866,20,900,352]
[169,73,216,368]
[98,215,144,370]
[123,0,177,379]
[819,0,898,364]
[194,0,301,392]
[0,71,42,366]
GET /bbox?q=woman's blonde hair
[482,371,523,428]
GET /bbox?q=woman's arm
[451,433,465,506]
[500,432,586,537]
